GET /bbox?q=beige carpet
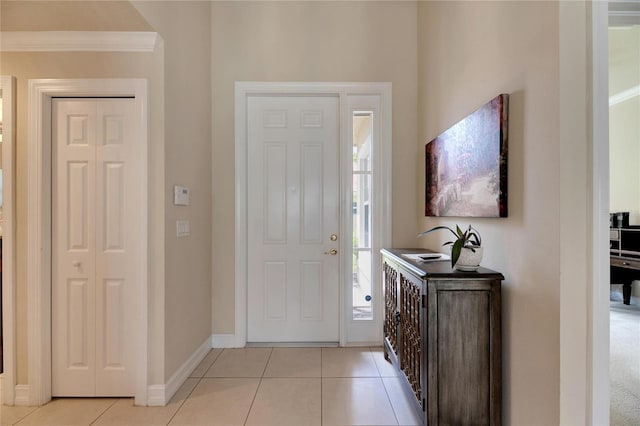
[610,301,640,426]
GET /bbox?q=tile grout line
[379,375,401,426]
[370,346,398,425]
[88,398,120,426]
[165,375,204,426]
[370,346,383,377]
[371,346,417,426]
[167,348,223,425]
[6,405,38,426]
[320,347,323,426]
[242,347,273,426]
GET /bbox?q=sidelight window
[352,112,373,320]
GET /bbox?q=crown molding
[0,31,159,52]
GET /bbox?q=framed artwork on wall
[425,94,509,217]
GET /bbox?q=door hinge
[422,398,426,410]
[421,294,426,308]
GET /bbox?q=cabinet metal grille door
[400,273,422,404]
[383,262,398,355]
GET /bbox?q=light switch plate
[176,220,190,237]
[174,185,190,206]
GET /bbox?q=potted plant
[418,225,483,271]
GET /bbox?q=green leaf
[451,239,463,268]
[418,224,482,261]
[417,225,457,240]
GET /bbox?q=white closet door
[52,98,138,396]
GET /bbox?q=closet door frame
[26,79,148,406]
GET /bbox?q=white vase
[454,246,483,271]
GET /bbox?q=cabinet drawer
[611,256,640,270]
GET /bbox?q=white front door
[247,96,340,342]
[52,98,139,396]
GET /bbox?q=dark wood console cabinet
[381,248,503,426]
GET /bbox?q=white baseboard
[14,385,30,406]
[146,336,212,406]
[0,374,13,406]
[146,384,166,407]
[211,334,240,348]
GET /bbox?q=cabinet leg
[384,347,390,362]
[623,283,632,305]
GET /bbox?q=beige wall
[418,2,560,424]
[1,0,212,387]
[210,1,419,334]
[0,49,166,385]
[609,26,640,223]
[133,0,213,382]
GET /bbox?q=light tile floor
[1,347,422,426]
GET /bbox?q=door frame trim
[1,75,17,405]
[234,82,392,347]
[589,2,611,422]
[27,79,149,405]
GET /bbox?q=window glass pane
[352,173,371,249]
[353,248,372,319]
[352,112,373,320]
[353,114,371,172]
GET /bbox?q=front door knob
[324,249,338,256]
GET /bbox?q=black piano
[610,227,640,305]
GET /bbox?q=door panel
[247,96,339,342]
[300,261,323,320]
[102,162,124,250]
[94,100,136,396]
[52,100,97,395]
[264,262,287,320]
[52,98,137,397]
[263,143,287,243]
[67,279,90,368]
[67,162,90,250]
[300,143,323,243]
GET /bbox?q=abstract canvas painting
[425,94,509,217]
